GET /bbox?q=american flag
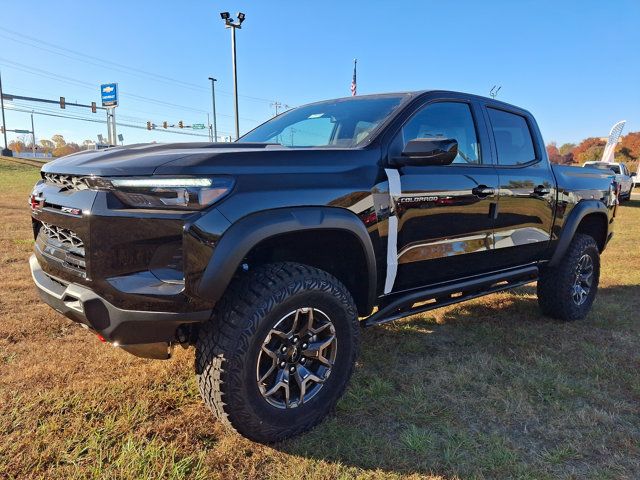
[350,59,357,96]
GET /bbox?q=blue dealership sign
[101,83,118,107]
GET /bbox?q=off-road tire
[196,262,360,443]
[537,233,600,321]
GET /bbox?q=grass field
[0,157,638,479]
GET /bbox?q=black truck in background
[29,91,616,442]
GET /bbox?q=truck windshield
[239,95,408,147]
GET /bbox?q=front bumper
[30,255,212,359]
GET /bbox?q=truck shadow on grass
[276,284,640,478]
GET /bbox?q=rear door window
[487,108,536,166]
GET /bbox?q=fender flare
[195,206,378,313]
[548,199,609,266]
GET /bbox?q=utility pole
[31,111,35,156]
[270,101,290,117]
[208,77,218,142]
[271,101,282,117]
[220,12,245,141]
[0,70,11,156]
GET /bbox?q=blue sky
[1,0,639,147]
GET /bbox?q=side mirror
[394,138,458,166]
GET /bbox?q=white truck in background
[582,161,634,201]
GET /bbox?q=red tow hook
[96,334,106,343]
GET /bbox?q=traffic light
[163,121,168,129]
[91,102,97,113]
[59,97,65,109]
[178,120,184,129]
[146,121,152,130]
[0,126,4,134]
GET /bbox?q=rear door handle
[472,186,495,197]
[533,185,550,196]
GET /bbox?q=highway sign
[192,123,206,129]
[101,83,118,107]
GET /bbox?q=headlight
[86,176,234,210]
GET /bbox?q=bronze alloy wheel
[256,307,337,409]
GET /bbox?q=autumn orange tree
[572,137,606,164]
[546,132,639,172]
[616,132,640,171]
[8,140,25,153]
[546,143,561,163]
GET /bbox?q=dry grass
[0,157,638,479]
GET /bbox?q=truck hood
[41,142,282,176]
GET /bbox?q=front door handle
[472,186,495,197]
[533,185,550,196]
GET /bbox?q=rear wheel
[196,262,359,443]
[537,233,600,321]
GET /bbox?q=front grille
[37,222,87,276]
[41,222,85,252]
[43,173,91,192]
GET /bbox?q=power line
[0,27,289,105]
[0,57,264,123]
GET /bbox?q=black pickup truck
[29,91,616,442]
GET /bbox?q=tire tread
[537,233,600,321]
[196,262,359,443]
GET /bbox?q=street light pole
[0,70,11,156]
[220,12,245,141]
[208,77,218,142]
[230,27,239,141]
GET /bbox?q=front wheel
[537,233,600,321]
[196,262,360,443]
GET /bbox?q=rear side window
[488,108,536,166]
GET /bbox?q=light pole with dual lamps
[220,11,245,141]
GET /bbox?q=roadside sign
[101,83,118,107]
[118,134,124,142]
[192,123,206,129]
[14,129,31,134]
